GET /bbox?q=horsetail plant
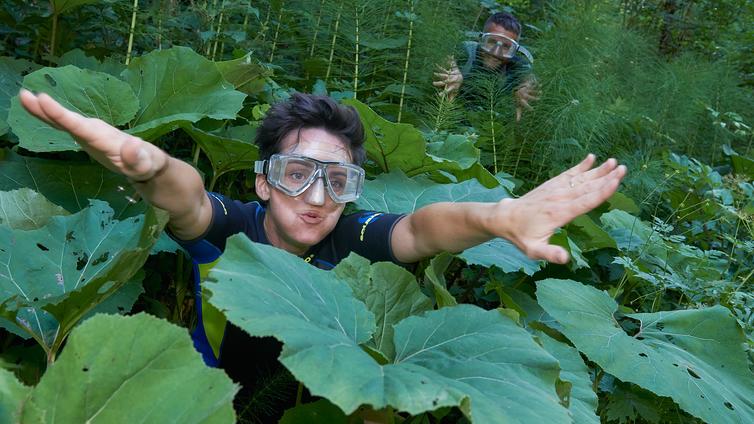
[269,3,285,63]
[325,0,345,83]
[211,0,227,61]
[396,0,416,122]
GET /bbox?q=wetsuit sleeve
[331,211,409,264]
[168,192,261,257]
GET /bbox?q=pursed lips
[299,211,324,224]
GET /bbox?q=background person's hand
[514,76,539,121]
[493,154,626,264]
[18,89,168,182]
[432,57,463,101]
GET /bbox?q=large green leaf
[355,171,541,274]
[0,149,145,217]
[536,278,754,424]
[343,99,481,177]
[8,65,139,152]
[0,368,29,423]
[538,332,600,424]
[215,53,270,95]
[0,188,68,230]
[181,124,258,181]
[0,200,167,354]
[423,252,458,308]
[15,313,237,423]
[334,254,433,360]
[122,47,246,140]
[0,57,40,136]
[206,237,570,422]
[56,48,126,76]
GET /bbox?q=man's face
[256,127,351,255]
[480,23,519,69]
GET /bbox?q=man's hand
[18,89,168,182]
[18,89,211,240]
[432,57,463,101]
[391,154,625,264]
[492,154,626,264]
[514,76,539,121]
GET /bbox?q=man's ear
[255,174,271,201]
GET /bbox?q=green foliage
[0,1,753,422]
[4,313,238,423]
[207,237,571,421]
[537,278,754,423]
[0,195,167,361]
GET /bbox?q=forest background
[0,0,753,423]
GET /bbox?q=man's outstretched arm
[390,155,627,264]
[19,89,212,240]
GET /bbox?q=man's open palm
[18,89,167,182]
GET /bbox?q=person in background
[434,12,538,121]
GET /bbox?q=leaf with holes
[0,149,145,218]
[0,198,167,357]
[8,65,139,152]
[206,237,570,423]
[0,188,69,230]
[7,313,237,422]
[122,47,246,140]
[536,278,754,424]
[0,57,40,136]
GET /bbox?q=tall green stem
[211,0,227,60]
[125,0,139,65]
[50,13,59,61]
[269,4,284,63]
[205,0,219,56]
[309,0,326,57]
[325,1,344,83]
[353,3,360,98]
[396,0,415,122]
[489,96,498,173]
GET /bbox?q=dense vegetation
[1,0,753,423]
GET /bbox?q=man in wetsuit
[19,89,625,417]
[434,12,538,120]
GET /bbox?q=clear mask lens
[480,33,519,59]
[256,154,365,203]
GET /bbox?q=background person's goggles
[254,154,365,203]
[479,33,520,59]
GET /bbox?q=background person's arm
[390,155,626,264]
[19,89,212,240]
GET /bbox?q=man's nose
[303,176,326,206]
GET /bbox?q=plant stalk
[396,0,415,122]
[353,3,360,98]
[125,0,140,65]
[325,1,344,82]
[268,4,284,63]
[211,0,227,61]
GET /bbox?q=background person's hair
[484,12,521,37]
[255,93,366,165]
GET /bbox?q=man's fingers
[19,90,60,129]
[564,153,596,177]
[529,243,570,264]
[432,80,446,88]
[570,165,627,212]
